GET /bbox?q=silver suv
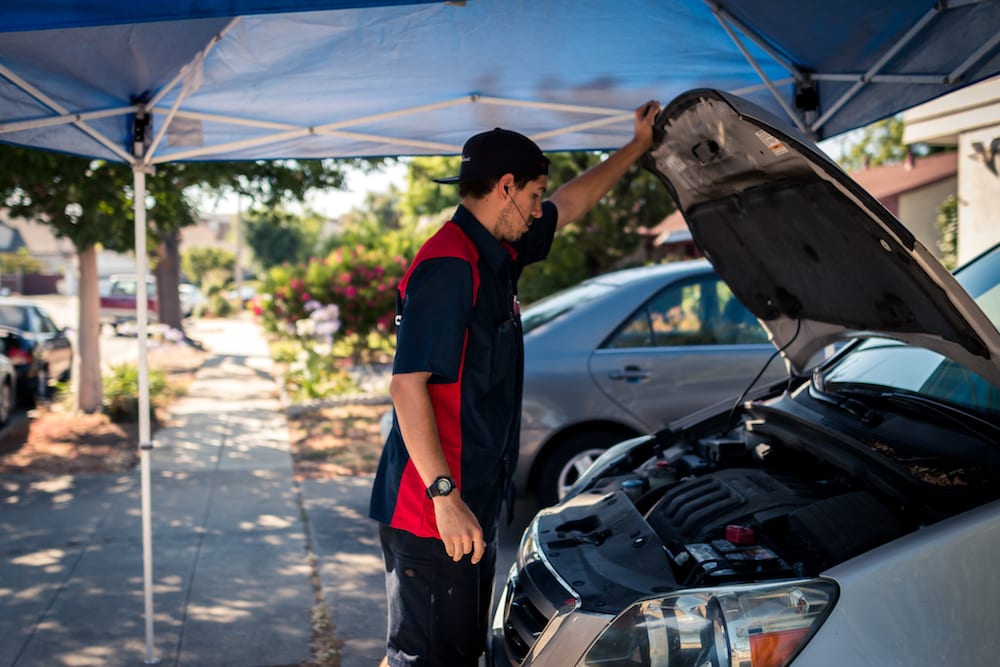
[491,89,1000,667]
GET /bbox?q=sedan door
[32,307,73,382]
[588,273,786,430]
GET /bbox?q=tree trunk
[155,229,183,332]
[76,245,103,413]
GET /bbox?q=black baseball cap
[433,128,550,184]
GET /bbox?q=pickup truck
[100,274,158,334]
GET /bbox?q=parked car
[100,274,157,334]
[0,298,73,404]
[491,90,1000,667]
[0,346,17,425]
[179,282,204,317]
[520,261,788,506]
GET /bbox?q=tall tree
[0,143,374,412]
[0,148,134,411]
[837,116,908,172]
[245,208,324,270]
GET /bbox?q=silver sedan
[519,259,786,506]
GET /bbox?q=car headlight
[578,579,838,667]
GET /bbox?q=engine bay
[533,393,1000,612]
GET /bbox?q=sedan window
[520,281,614,335]
[603,276,767,348]
[0,305,29,330]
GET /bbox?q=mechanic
[369,99,661,667]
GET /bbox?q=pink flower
[346,286,358,298]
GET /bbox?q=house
[902,75,1000,263]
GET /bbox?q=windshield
[520,280,615,335]
[820,244,1000,418]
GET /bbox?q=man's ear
[499,174,515,198]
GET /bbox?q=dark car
[0,298,73,403]
[0,345,17,425]
[491,90,1000,667]
[519,261,788,506]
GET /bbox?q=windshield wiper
[810,371,883,426]
[822,382,1000,444]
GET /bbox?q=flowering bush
[282,301,356,401]
[258,244,409,358]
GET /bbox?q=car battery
[675,526,792,584]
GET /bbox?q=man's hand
[633,100,661,151]
[433,494,486,564]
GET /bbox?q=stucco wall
[957,126,1000,263]
[897,177,957,259]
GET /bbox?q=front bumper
[489,564,613,667]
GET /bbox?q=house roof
[0,209,74,256]
[847,151,957,200]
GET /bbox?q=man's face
[496,176,547,242]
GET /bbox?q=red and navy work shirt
[369,202,557,539]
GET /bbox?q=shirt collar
[452,205,513,273]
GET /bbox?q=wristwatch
[426,475,456,498]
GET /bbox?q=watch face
[435,477,452,494]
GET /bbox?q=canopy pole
[132,109,160,665]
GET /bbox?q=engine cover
[645,468,907,574]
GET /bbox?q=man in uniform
[370,100,661,667]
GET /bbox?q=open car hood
[644,89,1000,386]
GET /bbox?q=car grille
[500,559,573,664]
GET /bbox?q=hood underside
[644,89,1000,386]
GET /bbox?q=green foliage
[836,117,907,172]
[245,208,324,269]
[102,362,168,422]
[0,147,136,252]
[936,195,959,270]
[283,345,358,401]
[269,339,302,364]
[402,151,676,302]
[203,292,235,318]
[182,246,236,290]
[0,248,43,274]
[399,156,462,221]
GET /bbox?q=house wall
[897,177,957,259]
[902,77,1000,263]
[957,126,1000,264]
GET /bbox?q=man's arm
[548,100,660,229]
[389,371,486,564]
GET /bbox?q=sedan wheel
[34,368,48,401]
[0,380,11,426]
[536,432,625,508]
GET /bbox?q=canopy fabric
[2,2,999,662]
[2,0,999,166]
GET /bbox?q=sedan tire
[0,379,11,426]
[535,431,626,508]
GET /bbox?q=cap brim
[432,175,461,184]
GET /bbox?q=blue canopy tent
[2,1,999,661]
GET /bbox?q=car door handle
[608,365,651,382]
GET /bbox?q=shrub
[258,244,409,355]
[103,362,168,422]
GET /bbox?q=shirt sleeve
[392,256,473,383]
[513,200,558,267]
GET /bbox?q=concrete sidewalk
[0,316,531,667]
[0,316,384,667]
